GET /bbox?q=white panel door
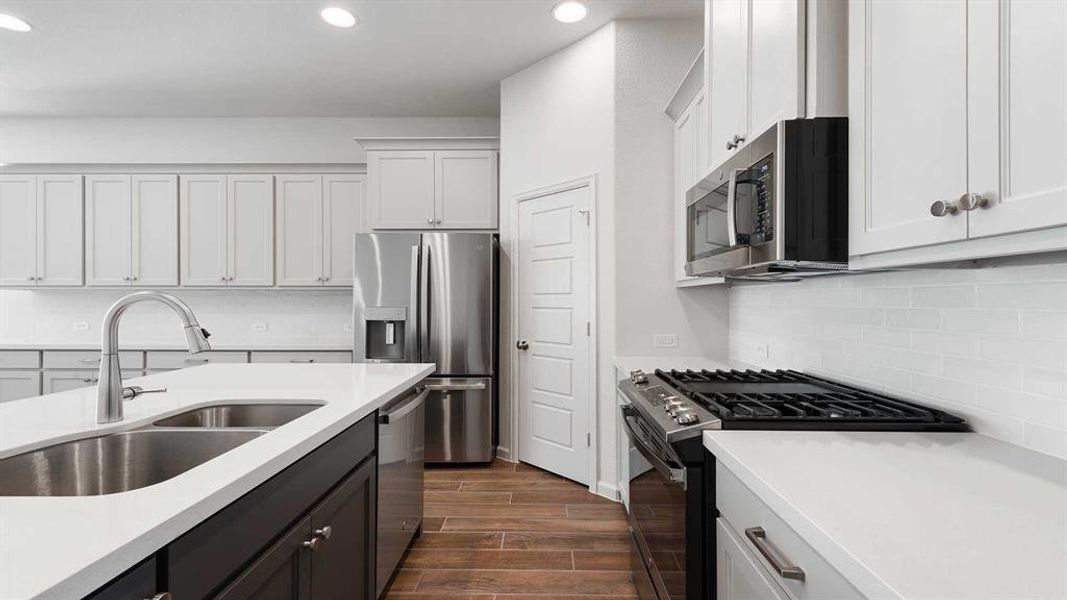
[85,175,132,286]
[849,0,969,255]
[0,175,37,286]
[0,371,41,403]
[708,0,748,170]
[517,184,591,485]
[434,150,498,229]
[323,174,366,287]
[132,175,178,286]
[368,151,435,229]
[180,175,228,286]
[275,174,323,287]
[749,0,804,137]
[227,175,274,286]
[968,0,1067,238]
[717,520,791,600]
[36,175,84,287]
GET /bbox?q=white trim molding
[354,137,500,152]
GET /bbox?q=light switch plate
[251,321,269,333]
[652,334,678,348]
[73,321,90,332]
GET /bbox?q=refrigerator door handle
[419,242,431,363]
[407,244,420,363]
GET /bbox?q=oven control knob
[676,411,699,425]
[630,370,648,385]
[664,400,685,413]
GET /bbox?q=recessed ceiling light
[321,7,357,28]
[552,1,588,24]
[0,14,32,33]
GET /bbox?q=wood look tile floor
[383,459,637,600]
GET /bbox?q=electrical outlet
[73,321,90,332]
[251,321,269,333]
[652,334,678,348]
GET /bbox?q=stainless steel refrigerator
[353,232,497,464]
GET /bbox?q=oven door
[621,404,688,600]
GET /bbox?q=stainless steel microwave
[685,118,849,280]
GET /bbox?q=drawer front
[717,463,863,600]
[147,350,248,370]
[167,413,375,600]
[0,351,40,369]
[250,351,352,364]
[43,370,142,394]
[43,350,145,370]
[717,519,790,600]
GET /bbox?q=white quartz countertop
[0,362,434,599]
[0,342,353,351]
[704,430,1067,600]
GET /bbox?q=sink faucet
[98,291,212,423]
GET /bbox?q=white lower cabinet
[0,370,42,403]
[43,370,143,394]
[146,350,248,371]
[717,519,790,600]
[249,351,352,364]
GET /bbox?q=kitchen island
[0,362,434,599]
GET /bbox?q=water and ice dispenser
[363,307,408,361]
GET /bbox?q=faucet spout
[97,291,211,424]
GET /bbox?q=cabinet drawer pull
[289,358,316,363]
[744,527,805,581]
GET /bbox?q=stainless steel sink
[153,403,324,429]
[0,429,265,497]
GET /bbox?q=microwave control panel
[737,155,774,246]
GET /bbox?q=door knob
[516,340,529,350]
[929,200,960,217]
[959,193,989,211]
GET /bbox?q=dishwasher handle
[379,387,429,425]
[423,381,487,392]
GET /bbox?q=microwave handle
[726,168,743,247]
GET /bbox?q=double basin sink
[0,403,324,497]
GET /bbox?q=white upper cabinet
[360,138,499,231]
[849,0,970,255]
[368,151,436,229]
[0,174,83,287]
[276,173,366,287]
[323,174,366,287]
[849,0,1067,266]
[748,0,804,137]
[181,174,273,287]
[434,150,498,229]
[86,174,178,286]
[707,0,750,171]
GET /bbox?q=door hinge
[578,209,590,226]
[586,321,591,337]
[586,432,591,447]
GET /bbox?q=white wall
[501,19,718,497]
[0,289,352,348]
[614,20,728,359]
[730,260,1067,460]
[0,117,499,164]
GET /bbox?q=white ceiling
[0,0,701,118]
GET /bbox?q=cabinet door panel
[228,175,275,286]
[717,519,790,600]
[180,175,228,286]
[323,174,366,286]
[43,370,141,394]
[434,150,498,229]
[276,175,323,287]
[310,458,376,600]
[86,175,133,286]
[0,175,37,286]
[214,517,312,600]
[37,175,84,287]
[368,151,435,229]
[708,0,748,170]
[969,0,1067,238]
[849,0,969,255]
[86,557,157,600]
[0,371,41,403]
[132,175,178,286]
[749,0,804,136]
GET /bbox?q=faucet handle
[122,386,167,400]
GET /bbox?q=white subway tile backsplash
[730,262,1067,459]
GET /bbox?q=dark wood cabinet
[309,458,377,599]
[85,557,156,600]
[214,518,312,600]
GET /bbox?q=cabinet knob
[426,218,434,224]
[323,276,330,282]
[930,200,960,217]
[516,340,529,351]
[26,276,34,282]
[733,133,746,144]
[314,525,333,540]
[959,193,989,211]
[303,537,321,552]
[145,593,172,600]
[726,139,736,150]
[435,219,442,224]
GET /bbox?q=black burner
[654,368,968,431]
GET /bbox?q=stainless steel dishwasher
[376,385,428,598]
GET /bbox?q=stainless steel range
[619,367,968,600]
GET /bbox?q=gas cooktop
[619,368,968,442]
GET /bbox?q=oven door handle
[621,407,686,486]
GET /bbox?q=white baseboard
[595,480,620,502]
[495,446,514,462]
